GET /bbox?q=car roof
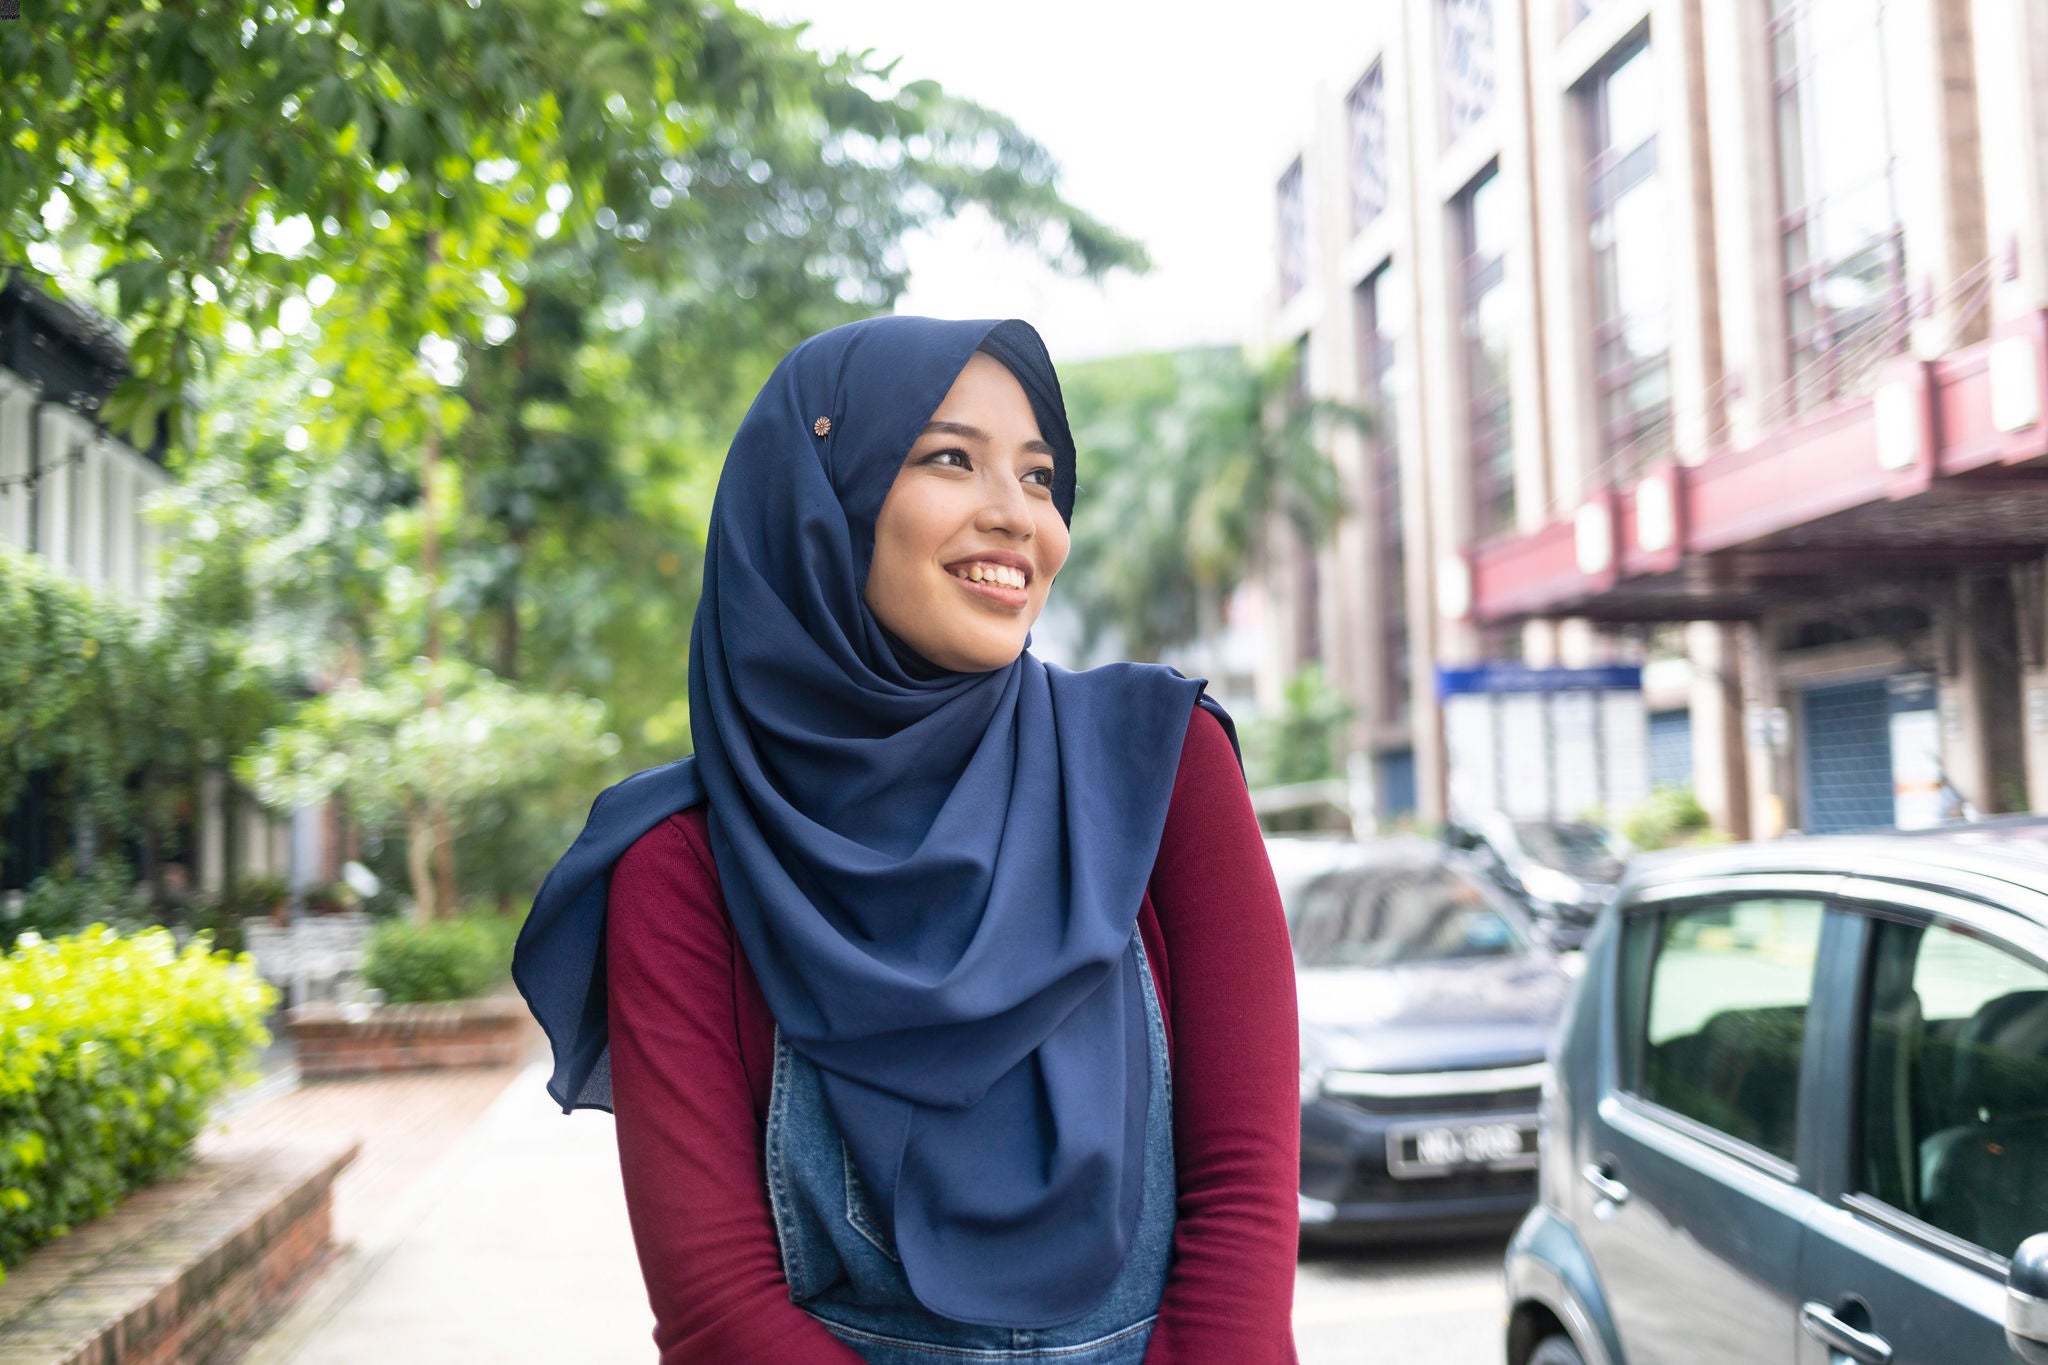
[1263,833,1451,877]
[1624,816,2048,925]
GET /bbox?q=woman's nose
[973,472,1033,537]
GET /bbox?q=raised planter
[285,995,536,1079]
[0,1141,357,1365]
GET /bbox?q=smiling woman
[864,354,1073,672]
[514,316,1302,1365]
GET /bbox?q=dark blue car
[1269,836,1575,1243]
[1505,821,2048,1365]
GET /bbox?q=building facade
[1267,0,2048,836]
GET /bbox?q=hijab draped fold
[513,315,1238,1329]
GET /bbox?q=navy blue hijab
[513,315,1237,1328]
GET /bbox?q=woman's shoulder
[1171,701,1243,792]
[612,803,718,904]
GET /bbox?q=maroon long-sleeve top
[604,705,1300,1363]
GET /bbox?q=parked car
[1448,813,1629,951]
[1504,819,2048,1365]
[1269,835,1576,1244]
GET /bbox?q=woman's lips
[948,574,1030,610]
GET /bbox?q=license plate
[1386,1117,1539,1178]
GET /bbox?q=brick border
[0,1142,358,1364]
[286,997,535,1078]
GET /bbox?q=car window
[1857,917,2048,1260]
[1514,822,1624,879]
[1289,863,1527,969]
[1622,897,1826,1163]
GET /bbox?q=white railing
[242,912,372,1006]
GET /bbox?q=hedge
[0,926,277,1283]
[362,913,517,1004]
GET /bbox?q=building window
[1288,336,1322,664]
[1347,64,1390,235]
[1356,265,1410,722]
[1586,41,1672,473]
[1439,0,1497,144]
[1457,168,1515,537]
[1769,0,1907,408]
[1277,158,1309,304]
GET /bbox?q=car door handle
[1800,1302,1892,1364]
[1580,1163,1629,1205]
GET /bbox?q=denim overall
[764,935,1176,1364]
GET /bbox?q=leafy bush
[0,926,276,1284]
[1242,663,1357,792]
[5,860,152,950]
[362,914,513,1004]
[1622,785,1730,852]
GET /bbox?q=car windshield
[1513,821,1623,880]
[1287,862,1528,969]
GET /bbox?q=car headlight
[1521,865,1583,906]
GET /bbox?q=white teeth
[954,563,1025,589]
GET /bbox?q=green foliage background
[2,0,1148,911]
[0,544,287,890]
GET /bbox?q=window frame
[1455,166,1514,538]
[1612,874,1842,1181]
[1277,158,1309,305]
[1580,35,1672,474]
[1765,0,1909,409]
[1438,0,1499,146]
[1833,878,2048,1275]
[1346,62,1390,238]
[1355,263,1411,723]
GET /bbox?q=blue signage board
[1435,663,1643,699]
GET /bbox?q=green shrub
[1622,785,1730,852]
[5,860,152,950]
[0,926,276,1283]
[361,915,512,1004]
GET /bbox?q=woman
[514,316,1299,1363]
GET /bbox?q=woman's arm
[607,814,867,1365]
[1143,706,1302,1364]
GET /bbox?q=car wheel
[1529,1335,1586,1365]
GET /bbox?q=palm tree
[1063,346,1368,665]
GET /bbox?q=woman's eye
[1023,467,1055,489]
[921,448,971,469]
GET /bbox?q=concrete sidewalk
[242,1062,656,1363]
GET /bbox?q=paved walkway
[233,1057,656,1363]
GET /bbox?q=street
[1295,1238,1508,1365]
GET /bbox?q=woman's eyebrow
[919,419,1056,456]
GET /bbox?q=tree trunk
[406,810,436,922]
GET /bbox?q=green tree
[236,658,618,918]
[1240,663,1357,791]
[1062,346,1363,662]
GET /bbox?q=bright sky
[745,2,1380,362]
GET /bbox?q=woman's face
[863,353,1072,673]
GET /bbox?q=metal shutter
[1647,709,1694,792]
[1378,748,1417,821]
[1801,679,1895,833]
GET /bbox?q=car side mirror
[2011,1233,2048,1364]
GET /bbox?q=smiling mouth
[947,560,1030,589]
[950,573,1032,609]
